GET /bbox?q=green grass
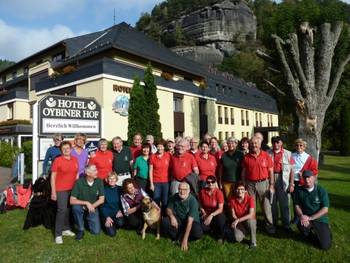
[1,155,349,263]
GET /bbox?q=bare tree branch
[286,33,310,97]
[268,67,281,73]
[272,34,303,100]
[299,22,315,96]
[263,79,286,96]
[316,22,343,96]
[256,49,275,63]
[327,52,350,104]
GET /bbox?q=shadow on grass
[319,164,350,178]
[328,193,350,212]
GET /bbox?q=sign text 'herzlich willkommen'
[38,95,101,136]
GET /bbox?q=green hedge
[21,141,32,174]
[0,141,19,167]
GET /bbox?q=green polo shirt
[295,185,329,224]
[71,177,104,204]
[221,150,244,182]
[167,193,200,223]
[112,146,132,174]
[133,156,149,179]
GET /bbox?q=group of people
[43,132,332,251]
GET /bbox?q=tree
[143,64,162,140]
[272,21,350,160]
[340,103,350,156]
[127,76,147,144]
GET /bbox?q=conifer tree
[143,63,162,140]
[128,76,147,144]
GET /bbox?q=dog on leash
[140,196,161,240]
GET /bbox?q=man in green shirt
[295,170,332,250]
[162,182,203,251]
[70,164,105,241]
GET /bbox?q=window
[224,107,228,124]
[52,51,65,62]
[218,131,223,141]
[230,108,234,124]
[216,84,221,94]
[246,132,249,137]
[52,86,76,96]
[241,132,245,139]
[12,71,17,79]
[255,113,258,127]
[241,110,245,126]
[8,103,14,120]
[231,131,235,137]
[173,96,183,112]
[174,131,183,138]
[259,113,262,127]
[30,69,48,91]
[246,111,249,126]
[218,106,222,124]
[225,131,229,139]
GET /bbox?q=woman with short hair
[100,172,124,237]
[133,143,151,191]
[149,139,171,211]
[120,178,148,230]
[195,141,217,189]
[227,182,257,249]
[51,141,79,244]
[198,176,226,242]
[88,138,113,180]
[71,133,89,177]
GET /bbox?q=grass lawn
[0,155,349,263]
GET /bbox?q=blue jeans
[153,182,169,211]
[72,205,101,234]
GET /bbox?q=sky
[0,0,349,62]
[0,0,163,62]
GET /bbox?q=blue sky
[0,0,349,62]
[0,0,163,61]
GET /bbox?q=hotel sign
[38,95,101,136]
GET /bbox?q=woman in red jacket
[88,138,113,181]
[51,141,79,244]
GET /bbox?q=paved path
[0,167,12,192]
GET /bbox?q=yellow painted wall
[13,101,30,120]
[157,89,174,139]
[0,105,8,121]
[183,96,200,139]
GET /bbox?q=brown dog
[141,196,161,240]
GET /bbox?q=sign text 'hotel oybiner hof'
[38,95,101,136]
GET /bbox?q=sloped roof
[62,22,206,77]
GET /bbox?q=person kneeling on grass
[70,164,105,241]
[227,181,257,249]
[295,170,332,250]
[162,182,203,251]
[100,172,124,237]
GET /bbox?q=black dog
[23,177,56,230]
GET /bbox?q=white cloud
[0,20,87,61]
[0,0,86,20]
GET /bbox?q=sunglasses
[206,181,215,184]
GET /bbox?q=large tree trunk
[272,22,350,161]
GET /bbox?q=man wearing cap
[295,170,332,250]
[219,137,244,199]
[241,136,275,234]
[146,134,157,154]
[267,136,295,232]
[111,136,133,187]
[166,138,175,155]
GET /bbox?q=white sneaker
[55,236,63,244]
[62,230,76,237]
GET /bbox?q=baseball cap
[302,170,314,178]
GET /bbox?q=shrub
[21,141,32,174]
[0,141,19,167]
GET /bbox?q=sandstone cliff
[165,0,256,65]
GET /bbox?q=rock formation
[165,0,256,65]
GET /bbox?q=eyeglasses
[206,181,215,184]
